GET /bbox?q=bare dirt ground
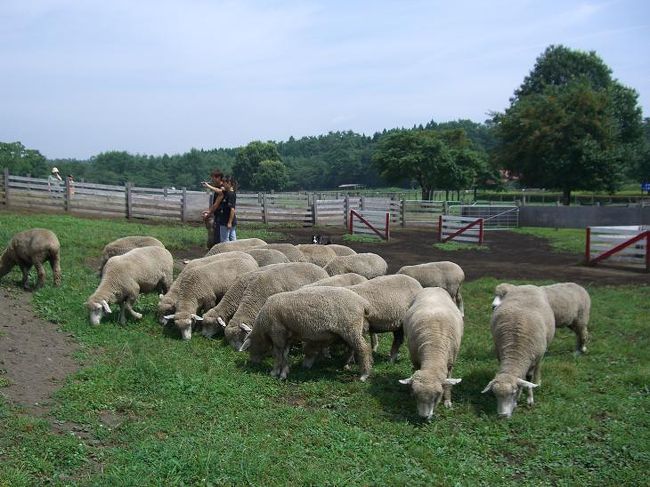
[1,226,647,415]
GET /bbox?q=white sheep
[324,253,388,279]
[399,287,463,420]
[493,282,590,353]
[240,286,374,381]
[347,274,423,361]
[205,238,267,256]
[99,235,164,275]
[326,244,356,256]
[305,273,368,288]
[482,284,555,418]
[295,244,338,267]
[86,246,173,326]
[157,251,258,320]
[243,248,290,267]
[397,261,465,316]
[0,228,61,289]
[264,243,307,262]
[200,263,290,338]
[223,262,329,350]
[161,254,258,340]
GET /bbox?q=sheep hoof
[389,353,400,364]
[343,364,352,371]
[359,374,369,382]
[132,312,143,320]
[444,400,452,409]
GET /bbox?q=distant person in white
[48,167,63,193]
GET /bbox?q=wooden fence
[585,225,649,271]
[0,169,481,229]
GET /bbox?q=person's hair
[223,175,237,191]
[210,169,224,180]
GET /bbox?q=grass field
[0,214,649,486]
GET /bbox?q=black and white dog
[311,235,332,245]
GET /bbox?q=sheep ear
[239,338,251,352]
[239,323,252,333]
[217,317,227,328]
[444,378,462,386]
[101,300,112,313]
[516,378,538,389]
[191,314,203,321]
[491,296,502,309]
[163,314,176,321]
[398,377,413,385]
[482,380,495,394]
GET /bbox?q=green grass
[513,227,586,254]
[342,233,385,243]
[0,213,648,485]
[432,241,489,251]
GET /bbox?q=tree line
[2,45,649,204]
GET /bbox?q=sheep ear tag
[398,377,413,385]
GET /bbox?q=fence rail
[586,226,649,271]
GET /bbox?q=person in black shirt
[218,176,237,242]
[202,169,225,248]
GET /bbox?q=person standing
[218,176,237,242]
[48,167,63,194]
[202,169,225,248]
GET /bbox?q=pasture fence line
[585,225,649,271]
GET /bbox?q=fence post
[360,196,365,211]
[312,201,319,226]
[3,168,9,207]
[585,227,591,265]
[126,183,133,219]
[343,195,350,228]
[181,187,187,222]
[262,192,268,224]
[64,176,71,212]
[400,197,406,227]
[438,215,443,242]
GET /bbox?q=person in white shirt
[48,167,63,193]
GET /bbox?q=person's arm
[202,183,224,218]
[227,193,236,228]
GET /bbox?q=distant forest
[3,119,497,192]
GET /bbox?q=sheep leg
[124,301,142,320]
[19,263,31,289]
[280,346,291,380]
[571,322,589,354]
[370,333,380,352]
[344,329,372,382]
[118,304,128,325]
[526,365,542,407]
[270,336,289,379]
[443,367,454,408]
[49,252,61,287]
[389,328,404,363]
[302,342,320,369]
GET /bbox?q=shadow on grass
[457,368,498,416]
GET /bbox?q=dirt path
[0,287,79,415]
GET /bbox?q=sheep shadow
[455,368,498,416]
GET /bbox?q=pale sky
[1,0,648,160]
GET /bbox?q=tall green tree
[233,141,281,190]
[251,160,289,191]
[494,45,644,204]
[0,141,48,176]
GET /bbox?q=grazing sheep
[397,261,465,316]
[324,253,388,280]
[244,248,290,267]
[224,262,328,349]
[99,236,164,275]
[161,254,258,340]
[205,238,267,256]
[265,243,307,262]
[240,286,374,381]
[86,246,173,326]
[0,228,61,289]
[493,282,591,353]
[305,273,368,288]
[296,244,337,267]
[347,274,423,361]
[200,264,288,338]
[157,251,258,320]
[326,244,356,256]
[399,288,463,420]
[483,284,555,418]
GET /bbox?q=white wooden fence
[447,204,519,230]
[438,215,485,244]
[349,209,390,240]
[586,226,649,271]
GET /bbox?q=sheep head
[162,312,203,340]
[87,299,112,326]
[399,371,461,420]
[492,283,516,309]
[482,373,537,418]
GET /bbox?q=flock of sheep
[0,227,591,420]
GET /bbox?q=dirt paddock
[1,225,647,414]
